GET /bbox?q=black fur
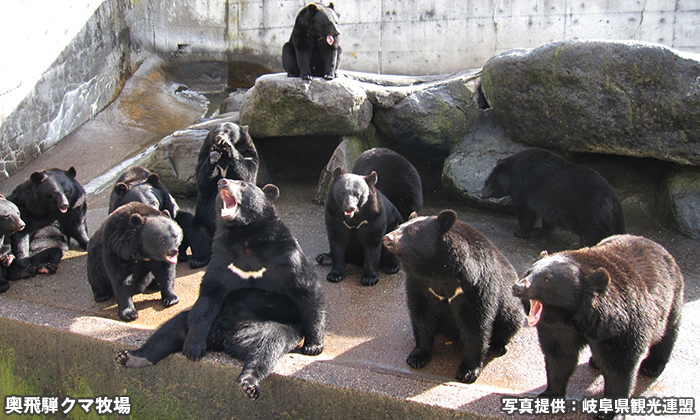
[384,210,523,383]
[0,196,25,292]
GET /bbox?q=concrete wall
[1,0,699,180]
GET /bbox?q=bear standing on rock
[190,122,259,269]
[175,179,325,399]
[283,2,342,80]
[0,196,25,293]
[7,167,90,279]
[481,148,625,247]
[383,210,523,383]
[513,235,684,418]
[87,202,182,321]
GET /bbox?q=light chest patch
[228,263,266,279]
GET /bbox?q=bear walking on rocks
[0,196,25,293]
[282,2,342,80]
[481,148,625,247]
[110,165,193,262]
[513,235,684,418]
[190,122,259,269]
[352,148,423,220]
[317,167,403,286]
[383,210,523,383]
[7,167,90,279]
[87,202,182,321]
[171,179,325,398]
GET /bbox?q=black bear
[87,202,182,321]
[171,179,325,398]
[0,196,25,293]
[383,210,523,383]
[317,167,402,286]
[480,148,625,247]
[110,165,193,262]
[352,147,423,220]
[190,122,259,269]
[282,2,342,80]
[7,167,90,279]
[513,235,684,418]
[10,222,69,279]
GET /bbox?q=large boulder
[239,73,373,138]
[481,40,700,165]
[658,166,700,239]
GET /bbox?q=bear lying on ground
[481,148,625,247]
[172,179,325,398]
[352,147,423,220]
[513,235,684,419]
[282,2,342,80]
[190,122,259,269]
[383,210,523,383]
[317,167,402,286]
[87,202,182,321]
[7,167,90,279]
[12,222,69,278]
[110,165,193,262]
[0,195,25,293]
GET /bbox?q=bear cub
[384,210,523,383]
[282,2,342,80]
[190,122,259,269]
[481,148,625,247]
[170,179,325,398]
[513,235,684,418]
[110,165,193,262]
[0,196,25,293]
[7,167,90,279]
[87,202,182,321]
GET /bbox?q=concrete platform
[1,67,698,420]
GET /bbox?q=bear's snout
[382,231,400,252]
[512,279,531,297]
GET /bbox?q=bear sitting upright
[87,202,182,321]
[0,195,25,293]
[190,122,259,269]
[513,235,684,418]
[149,179,325,398]
[282,2,342,80]
[317,167,402,286]
[481,148,625,247]
[110,165,193,262]
[7,167,90,279]
[383,210,523,383]
[352,147,423,220]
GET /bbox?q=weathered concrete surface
[0,67,699,419]
[481,41,700,166]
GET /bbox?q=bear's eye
[158,237,165,245]
[543,275,553,283]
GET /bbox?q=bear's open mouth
[165,253,178,264]
[326,35,335,45]
[527,300,543,327]
[220,189,238,219]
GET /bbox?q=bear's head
[329,167,378,219]
[112,173,167,211]
[29,167,78,214]
[480,159,512,199]
[129,209,182,264]
[0,195,25,236]
[216,179,279,227]
[513,252,610,326]
[301,2,340,45]
[383,210,457,269]
[206,122,251,165]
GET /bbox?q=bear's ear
[408,212,418,220]
[364,171,378,187]
[437,209,457,232]
[332,167,344,179]
[30,171,46,184]
[129,213,146,228]
[161,209,172,219]
[263,184,280,201]
[305,3,319,14]
[146,173,161,186]
[328,2,335,9]
[114,182,129,196]
[66,167,77,179]
[539,250,549,259]
[587,268,610,293]
[240,125,249,134]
